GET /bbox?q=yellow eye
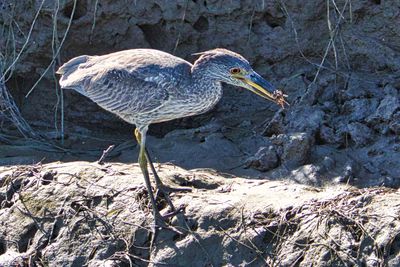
[230,68,241,75]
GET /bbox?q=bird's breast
[142,82,223,124]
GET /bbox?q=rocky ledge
[0,162,399,266]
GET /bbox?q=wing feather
[57,49,192,120]
[85,68,170,115]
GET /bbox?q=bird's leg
[144,148,190,217]
[134,128,163,223]
[135,128,185,245]
[134,129,185,218]
[144,148,176,212]
[144,148,192,193]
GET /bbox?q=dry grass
[247,187,397,266]
[0,0,89,144]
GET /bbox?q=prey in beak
[231,68,289,108]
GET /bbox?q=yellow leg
[135,128,176,212]
[135,129,191,194]
[134,128,161,220]
[135,128,166,189]
[134,128,186,246]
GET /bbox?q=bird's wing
[85,68,172,115]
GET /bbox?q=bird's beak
[233,72,276,102]
[232,71,289,108]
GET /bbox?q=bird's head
[193,48,288,108]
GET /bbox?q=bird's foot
[157,183,192,194]
[155,184,190,215]
[149,211,186,251]
[155,192,182,217]
[154,188,188,236]
[152,213,183,233]
[160,203,186,219]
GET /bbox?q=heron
[57,48,287,227]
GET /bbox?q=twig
[172,0,188,55]
[25,0,78,98]
[89,0,100,44]
[0,76,37,138]
[97,144,116,165]
[1,0,46,82]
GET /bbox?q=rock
[290,164,321,186]
[388,257,400,267]
[321,156,335,172]
[262,110,285,136]
[0,162,399,266]
[367,95,400,123]
[320,100,338,113]
[236,135,272,156]
[347,122,374,147]
[342,98,378,122]
[341,77,383,101]
[298,83,321,106]
[334,162,355,184]
[319,83,338,103]
[318,125,339,144]
[383,84,398,96]
[376,176,398,187]
[246,146,279,172]
[273,132,314,168]
[389,111,400,134]
[2,1,400,264]
[285,107,325,134]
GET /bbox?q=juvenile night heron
[57,48,287,226]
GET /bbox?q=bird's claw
[157,184,192,194]
[161,204,186,220]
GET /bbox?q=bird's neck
[191,60,225,82]
[189,64,223,111]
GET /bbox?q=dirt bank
[1,0,399,187]
[0,1,399,265]
[0,162,399,266]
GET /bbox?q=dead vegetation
[249,187,398,266]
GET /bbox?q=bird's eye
[230,68,241,75]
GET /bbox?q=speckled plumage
[57,48,251,131]
[57,48,279,223]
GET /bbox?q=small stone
[262,110,285,136]
[342,98,378,122]
[290,164,321,186]
[367,95,400,123]
[389,111,400,134]
[377,176,397,187]
[281,132,314,168]
[321,156,335,172]
[347,122,374,147]
[333,176,346,184]
[318,125,338,144]
[246,146,279,172]
[337,163,354,184]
